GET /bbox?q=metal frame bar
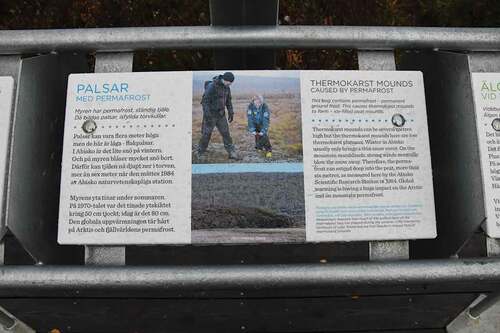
[0,258,498,295]
[0,26,500,54]
[210,0,279,69]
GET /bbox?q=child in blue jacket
[247,95,272,157]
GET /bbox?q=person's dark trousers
[198,112,235,153]
[254,125,272,151]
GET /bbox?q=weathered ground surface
[192,172,305,221]
[192,93,303,164]
[192,172,305,244]
[192,206,299,229]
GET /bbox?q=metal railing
[0,26,500,53]
[1,23,500,331]
[0,258,498,296]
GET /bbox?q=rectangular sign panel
[472,73,500,238]
[301,71,436,241]
[59,70,436,244]
[58,73,192,244]
[0,77,14,234]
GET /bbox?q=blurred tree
[1,0,498,70]
[0,0,209,28]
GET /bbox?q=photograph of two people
[192,71,302,164]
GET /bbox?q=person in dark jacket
[247,95,272,158]
[197,72,238,160]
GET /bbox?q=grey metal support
[399,51,492,259]
[358,50,410,261]
[0,26,500,54]
[84,52,133,266]
[94,52,133,73]
[470,203,500,320]
[0,258,499,296]
[84,246,126,266]
[369,241,409,261]
[448,293,500,332]
[468,292,500,319]
[358,50,396,71]
[0,308,14,330]
[487,237,500,257]
[445,52,500,330]
[0,55,20,80]
[210,0,279,69]
[4,54,86,265]
[0,306,35,333]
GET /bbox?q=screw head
[492,118,500,131]
[391,113,406,127]
[82,119,97,134]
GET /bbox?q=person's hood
[252,95,265,106]
[213,75,224,85]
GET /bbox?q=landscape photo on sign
[191,70,306,244]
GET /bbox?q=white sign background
[58,72,192,244]
[59,70,437,245]
[301,71,436,242]
[472,73,500,238]
[0,77,14,236]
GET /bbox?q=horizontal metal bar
[0,258,498,295]
[1,26,500,54]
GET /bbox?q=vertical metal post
[486,237,500,257]
[358,50,410,261]
[84,52,133,266]
[358,51,396,71]
[369,240,409,261]
[94,53,133,73]
[209,0,279,69]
